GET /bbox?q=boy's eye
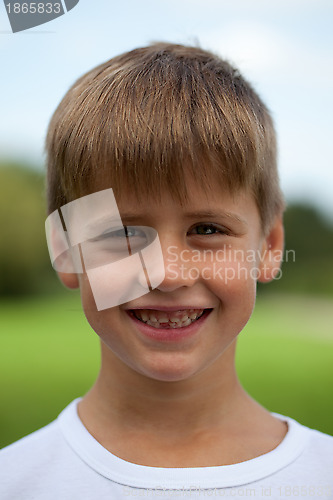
[93,226,145,240]
[81,226,152,269]
[89,226,149,253]
[189,224,229,236]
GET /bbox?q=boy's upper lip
[123,305,215,311]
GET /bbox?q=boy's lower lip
[126,309,212,342]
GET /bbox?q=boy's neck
[78,339,274,439]
[77,339,288,467]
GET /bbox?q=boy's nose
[147,238,199,293]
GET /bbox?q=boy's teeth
[158,317,170,323]
[132,309,205,328]
[182,318,192,327]
[141,312,149,322]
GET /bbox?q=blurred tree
[0,163,59,296]
[284,204,333,260]
[259,203,333,296]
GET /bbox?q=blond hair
[46,42,284,233]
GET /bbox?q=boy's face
[60,175,283,383]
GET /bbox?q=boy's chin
[117,337,238,386]
[129,358,207,384]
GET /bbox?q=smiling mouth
[128,309,212,329]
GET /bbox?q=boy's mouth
[128,309,211,329]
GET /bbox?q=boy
[0,42,332,499]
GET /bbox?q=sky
[0,0,332,220]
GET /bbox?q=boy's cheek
[78,265,150,315]
[84,260,149,312]
[195,258,260,287]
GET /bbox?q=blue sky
[0,0,332,219]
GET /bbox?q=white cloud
[202,22,286,74]
[201,21,333,89]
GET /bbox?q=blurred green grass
[236,294,333,435]
[0,292,332,449]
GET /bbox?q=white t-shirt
[0,398,332,499]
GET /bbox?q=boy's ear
[57,271,80,290]
[257,216,284,283]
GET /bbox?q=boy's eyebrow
[84,216,124,234]
[182,211,248,225]
[119,211,248,226]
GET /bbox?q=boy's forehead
[94,170,228,207]
[85,167,259,225]
[97,187,256,226]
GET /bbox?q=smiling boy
[0,42,332,499]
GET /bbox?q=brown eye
[197,225,215,235]
[190,224,225,236]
